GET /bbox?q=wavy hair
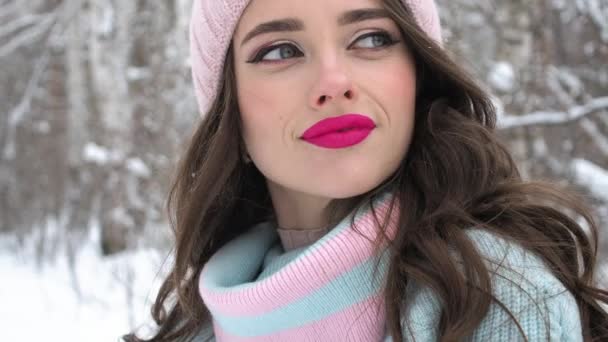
[124,0,608,340]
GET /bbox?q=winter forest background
[1,0,607,340]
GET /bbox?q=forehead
[233,0,385,39]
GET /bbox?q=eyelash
[246,30,400,64]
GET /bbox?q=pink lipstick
[300,114,376,149]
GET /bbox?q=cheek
[381,61,417,110]
[375,59,417,150]
[236,77,293,157]
[238,81,278,136]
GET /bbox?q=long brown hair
[124,0,608,341]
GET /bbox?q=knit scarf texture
[198,190,398,341]
[196,189,584,342]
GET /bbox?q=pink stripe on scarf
[212,295,388,341]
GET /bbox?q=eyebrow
[240,8,392,47]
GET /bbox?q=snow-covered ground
[0,224,166,342]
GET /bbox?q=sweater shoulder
[399,229,583,341]
[464,229,583,341]
[464,228,564,292]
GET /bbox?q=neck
[267,180,332,232]
[276,225,331,251]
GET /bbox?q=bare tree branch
[1,0,85,160]
[498,97,608,129]
[580,119,608,158]
[0,11,56,59]
[0,13,49,39]
[577,0,608,42]
[571,158,608,202]
[2,50,49,160]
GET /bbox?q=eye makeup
[245,30,401,65]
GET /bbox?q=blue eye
[251,43,302,64]
[247,31,400,64]
[355,32,396,49]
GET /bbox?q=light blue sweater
[191,196,582,341]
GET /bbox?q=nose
[309,61,357,109]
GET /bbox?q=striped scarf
[198,191,398,341]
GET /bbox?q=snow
[97,2,115,37]
[126,67,151,81]
[488,61,515,92]
[548,66,584,97]
[83,142,112,165]
[497,96,608,129]
[584,41,596,56]
[126,157,151,178]
[109,207,136,228]
[580,118,608,156]
[576,0,608,43]
[466,12,485,27]
[33,120,50,134]
[572,158,608,202]
[83,142,124,165]
[0,224,166,342]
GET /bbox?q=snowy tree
[0,0,606,264]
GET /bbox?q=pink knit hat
[190,0,442,118]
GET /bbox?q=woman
[125,0,608,341]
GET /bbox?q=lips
[300,113,376,149]
[301,114,376,139]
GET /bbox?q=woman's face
[232,0,416,202]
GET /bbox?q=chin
[310,177,386,199]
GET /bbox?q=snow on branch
[0,13,48,39]
[571,158,608,203]
[497,97,608,129]
[2,51,49,160]
[0,10,56,59]
[1,0,82,160]
[580,119,608,158]
[577,0,608,43]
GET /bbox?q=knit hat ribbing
[189,0,442,118]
